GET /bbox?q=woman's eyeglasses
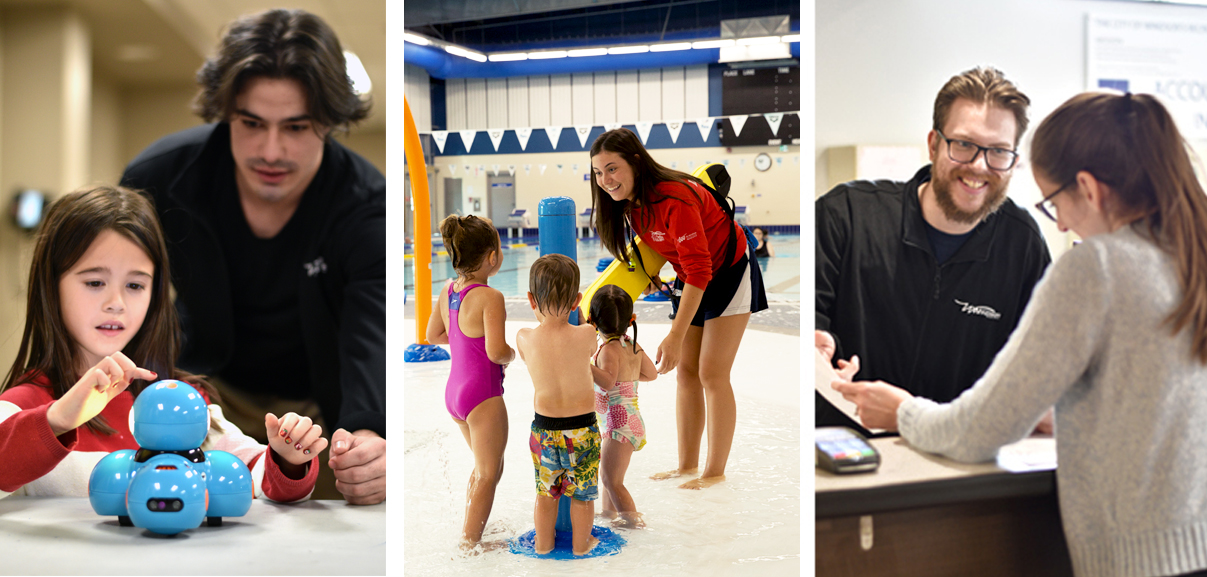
[1034,182,1072,223]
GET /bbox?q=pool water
[405,235,801,302]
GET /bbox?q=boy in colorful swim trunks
[515,254,602,556]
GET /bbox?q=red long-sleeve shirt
[0,373,317,501]
[630,180,746,289]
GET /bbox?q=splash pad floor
[403,318,801,576]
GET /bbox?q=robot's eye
[147,499,183,512]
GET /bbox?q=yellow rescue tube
[581,238,667,322]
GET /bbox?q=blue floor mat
[509,526,625,559]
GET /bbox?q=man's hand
[816,330,837,364]
[834,354,860,383]
[830,379,913,431]
[328,428,386,505]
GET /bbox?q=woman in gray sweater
[833,92,1207,577]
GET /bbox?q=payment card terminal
[815,426,880,474]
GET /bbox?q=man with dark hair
[120,9,385,504]
[816,67,1052,433]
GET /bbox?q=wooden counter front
[815,436,1073,577]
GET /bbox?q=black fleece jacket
[120,123,386,438]
[816,165,1050,431]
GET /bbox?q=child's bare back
[519,253,602,556]
[516,321,597,417]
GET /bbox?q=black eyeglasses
[936,129,1019,171]
[1034,182,1072,223]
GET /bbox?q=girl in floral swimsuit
[588,285,658,528]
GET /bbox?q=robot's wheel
[118,516,133,527]
[206,517,223,527]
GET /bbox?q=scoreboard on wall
[718,65,800,147]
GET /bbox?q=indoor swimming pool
[404,234,801,304]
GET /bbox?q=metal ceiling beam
[404,0,642,27]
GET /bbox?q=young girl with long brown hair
[835,93,1207,577]
[0,185,324,500]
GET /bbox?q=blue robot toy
[88,380,253,535]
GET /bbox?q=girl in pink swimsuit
[588,285,658,528]
[425,215,515,550]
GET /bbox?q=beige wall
[0,7,93,366]
[119,84,202,177]
[336,128,386,175]
[430,145,801,226]
[90,72,122,186]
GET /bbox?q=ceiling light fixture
[650,42,692,52]
[445,45,487,62]
[343,51,372,95]
[488,53,528,62]
[527,50,568,59]
[608,45,650,55]
[403,33,430,46]
[568,48,608,57]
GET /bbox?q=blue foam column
[538,197,577,259]
[556,495,574,534]
[537,196,579,534]
[537,196,579,327]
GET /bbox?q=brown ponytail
[438,214,499,278]
[589,284,639,354]
[1031,92,1207,362]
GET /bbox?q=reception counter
[816,435,1074,577]
[0,496,385,575]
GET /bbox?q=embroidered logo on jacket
[677,232,697,243]
[650,230,666,242]
[304,257,328,277]
[954,299,1001,320]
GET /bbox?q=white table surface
[0,496,385,575]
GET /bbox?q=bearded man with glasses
[815,67,1052,435]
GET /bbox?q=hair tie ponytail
[438,214,498,278]
[630,318,639,355]
[445,217,462,269]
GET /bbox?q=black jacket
[816,165,1050,429]
[120,123,386,438]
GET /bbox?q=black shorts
[673,241,769,327]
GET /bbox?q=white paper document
[815,349,885,434]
